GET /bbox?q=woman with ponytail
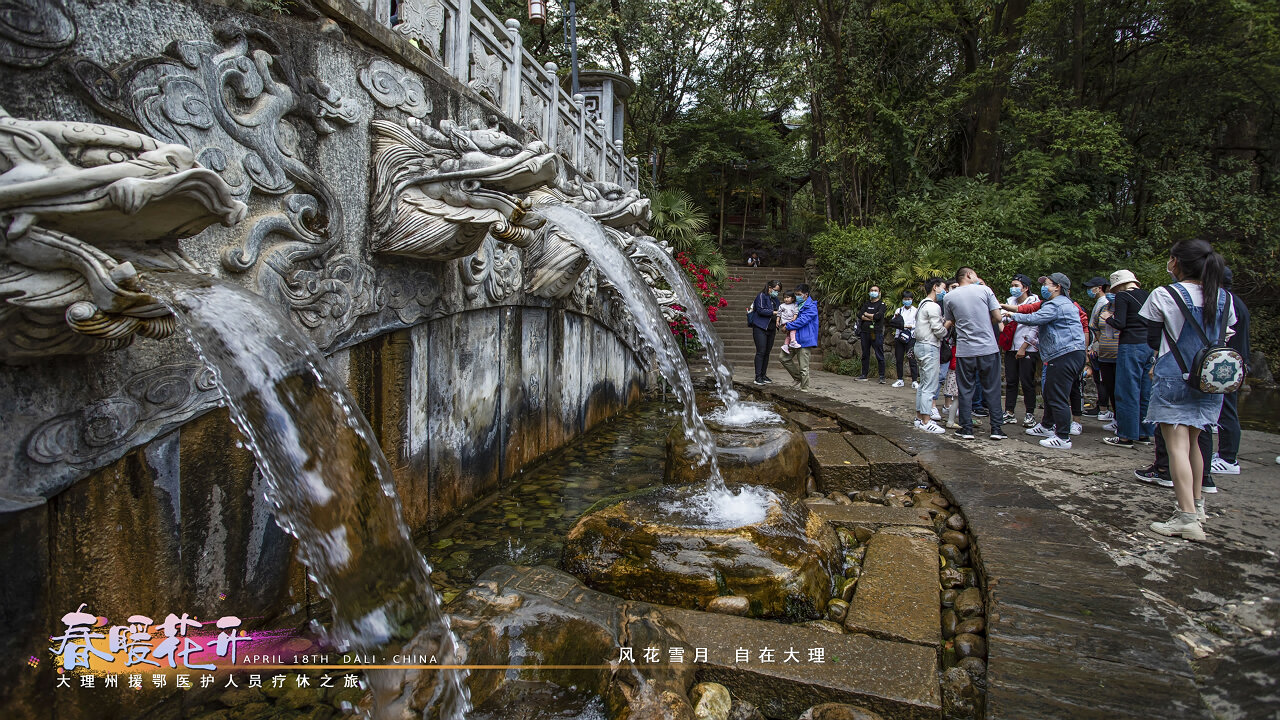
[1139,239,1237,541]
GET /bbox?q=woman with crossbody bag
[1139,239,1238,541]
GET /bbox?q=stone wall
[0,1,649,715]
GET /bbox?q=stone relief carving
[370,116,556,261]
[360,59,432,119]
[71,24,375,345]
[0,105,246,362]
[460,234,522,303]
[25,361,219,467]
[518,79,546,138]
[0,0,76,68]
[394,0,447,60]
[469,40,504,106]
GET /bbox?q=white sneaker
[1023,413,1036,427]
[1025,423,1053,437]
[915,420,945,434]
[1103,420,1118,433]
[912,381,920,389]
[892,379,905,388]
[1070,422,1082,436]
[1211,457,1241,475]
[1150,511,1206,541]
[930,408,941,421]
[1039,436,1073,449]
[1097,410,1115,421]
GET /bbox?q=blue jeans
[915,343,940,415]
[1115,343,1153,441]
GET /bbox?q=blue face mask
[869,291,880,300]
[1105,292,1116,303]
[769,290,779,297]
[1010,286,1022,298]
[1040,285,1053,300]
[903,299,912,307]
[936,290,946,302]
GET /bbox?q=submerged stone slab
[843,435,923,487]
[808,432,871,492]
[661,606,941,720]
[844,533,940,648]
[788,411,842,432]
[562,485,840,618]
[806,504,936,529]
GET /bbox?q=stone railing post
[543,62,559,144]
[453,0,473,85]
[573,93,586,170]
[596,119,608,179]
[503,19,522,120]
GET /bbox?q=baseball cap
[1083,276,1107,288]
[1049,272,1072,292]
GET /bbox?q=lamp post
[564,0,579,95]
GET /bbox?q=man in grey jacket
[943,268,1006,440]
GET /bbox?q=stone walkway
[738,365,1280,719]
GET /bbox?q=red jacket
[1014,299,1089,337]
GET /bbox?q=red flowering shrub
[668,252,729,345]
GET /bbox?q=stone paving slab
[844,533,940,648]
[787,410,842,431]
[806,503,936,528]
[844,434,925,486]
[807,431,871,492]
[661,606,941,720]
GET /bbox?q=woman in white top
[1139,239,1236,542]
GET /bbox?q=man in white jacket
[913,277,949,433]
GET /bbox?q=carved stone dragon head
[568,178,651,231]
[370,117,557,260]
[0,105,246,362]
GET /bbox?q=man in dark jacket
[856,285,888,383]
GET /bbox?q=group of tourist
[746,239,1251,542]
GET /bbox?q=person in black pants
[857,285,887,382]
[748,280,781,384]
[1137,429,1214,490]
[1212,268,1250,476]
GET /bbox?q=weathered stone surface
[844,533,940,648]
[843,434,923,486]
[807,504,936,529]
[788,411,842,431]
[954,633,986,660]
[727,699,767,720]
[802,619,847,634]
[941,530,969,550]
[808,432,871,492]
[954,587,984,619]
[666,415,811,497]
[955,617,985,636]
[562,486,840,618]
[662,606,941,720]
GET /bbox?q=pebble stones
[799,703,885,720]
[940,588,959,607]
[939,544,966,567]
[826,598,850,623]
[728,698,766,720]
[941,530,968,549]
[941,609,958,639]
[691,683,732,720]
[939,565,966,589]
[954,587,984,618]
[955,617,985,636]
[941,666,979,720]
[945,513,967,531]
[953,632,986,660]
[707,596,751,616]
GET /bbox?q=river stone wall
[0,1,647,715]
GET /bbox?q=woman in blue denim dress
[1139,239,1236,541]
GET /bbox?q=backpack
[1162,288,1246,394]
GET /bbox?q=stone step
[844,435,925,487]
[806,431,870,492]
[806,503,936,529]
[661,606,941,720]
[844,532,941,649]
[786,411,841,432]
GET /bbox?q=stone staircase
[716,265,810,377]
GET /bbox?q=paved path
[737,363,1280,719]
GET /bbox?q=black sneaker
[1102,436,1134,449]
[753,379,765,385]
[1202,476,1218,494]
[856,376,869,382]
[762,377,774,384]
[973,407,990,417]
[989,431,1008,440]
[878,377,886,384]
[1134,466,1173,487]
[954,430,976,440]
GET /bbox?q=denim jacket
[1011,295,1086,362]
